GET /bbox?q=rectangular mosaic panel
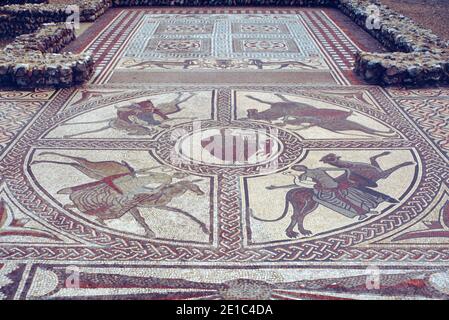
[123,14,324,61]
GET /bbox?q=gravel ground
[47,0,76,3]
[0,38,13,49]
[379,0,449,41]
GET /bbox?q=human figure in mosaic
[32,153,208,238]
[266,164,389,220]
[62,93,195,138]
[251,153,408,238]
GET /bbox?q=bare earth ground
[379,0,449,41]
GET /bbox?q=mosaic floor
[0,7,449,300]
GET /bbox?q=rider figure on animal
[252,152,409,239]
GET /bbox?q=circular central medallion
[175,127,283,167]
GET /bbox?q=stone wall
[0,0,108,88]
[0,23,94,88]
[0,4,68,37]
[0,0,111,36]
[354,51,449,86]
[336,0,449,86]
[0,14,27,38]
[0,0,111,35]
[337,0,446,52]
[81,0,111,21]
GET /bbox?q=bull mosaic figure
[245,93,396,137]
